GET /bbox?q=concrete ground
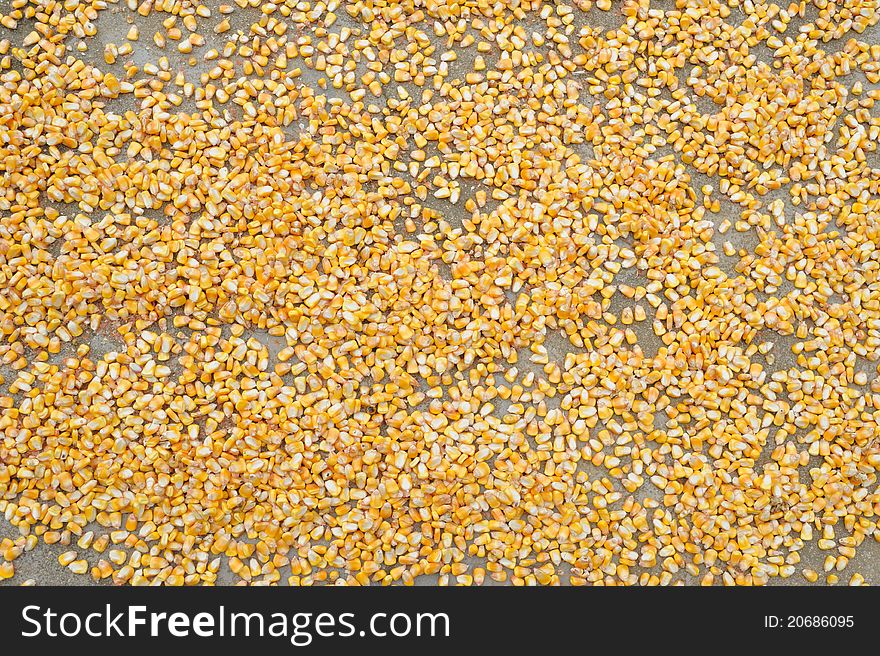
[2,0,880,585]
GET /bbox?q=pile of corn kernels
[1,0,880,586]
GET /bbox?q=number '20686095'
[765,616,853,628]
